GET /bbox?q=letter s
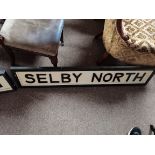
[25,74,35,83]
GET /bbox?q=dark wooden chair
[0,19,64,67]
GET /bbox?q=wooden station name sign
[0,66,154,93]
[11,66,154,87]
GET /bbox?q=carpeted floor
[0,19,155,135]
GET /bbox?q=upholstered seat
[103,19,155,66]
[0,19,64,66]
[122,19,155,52]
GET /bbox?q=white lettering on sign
[0,75,13,92]
[15,70,153,87]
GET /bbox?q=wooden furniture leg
[0,35,15,66]
[49,54,58,67]
[94,32,103,40]
[96,52,109,66]
[3,46,16,66]
[60,30,64,46]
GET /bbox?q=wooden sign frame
[11,66,154,88]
